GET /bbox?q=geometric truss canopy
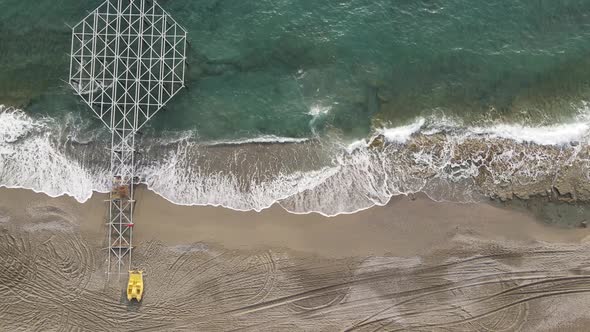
[69,0,187,131]
[68,0,187,278]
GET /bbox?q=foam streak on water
[2,105,590,216]
[206,135,310,146]
[377,118,426,144]
[470,122,590,145]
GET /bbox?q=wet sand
[1,186,590,331]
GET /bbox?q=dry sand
[1,186,590,331]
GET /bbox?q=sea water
[1,0,590,215]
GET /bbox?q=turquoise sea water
[2,0,590,215]
[2,0,590,139]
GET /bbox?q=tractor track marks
[243,251,278,304]
[223,250,590,331]
[2,223,590,331]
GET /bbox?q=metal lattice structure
[69,0,187,277]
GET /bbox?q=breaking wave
[205,135,310,146]
[469,122,590,145]
[377,118,426,144]
[0,106,109,201]
[2,105,590,216]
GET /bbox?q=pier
[69,0,187,277]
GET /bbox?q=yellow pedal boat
[127,270,144,302]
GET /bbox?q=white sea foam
[308,104,332,135]
[0,107,108,202]
[469,122,589,145]
[345,139,369,153]
[0,106,44,147]
[206,135,310,146]
[156,130,195,145]
[2,105,590,217]
[346,117,432,154]
[142,141,339,212]
[377,118,426,143]
[308,104,331,117]
[373,112,590,146]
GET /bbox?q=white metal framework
[69,0,187,277]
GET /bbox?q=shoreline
[2,186,588,258]
[4,105,590,216]
[4,0,590,328]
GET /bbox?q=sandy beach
[1,186,590,331]
[3,0,590,331]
